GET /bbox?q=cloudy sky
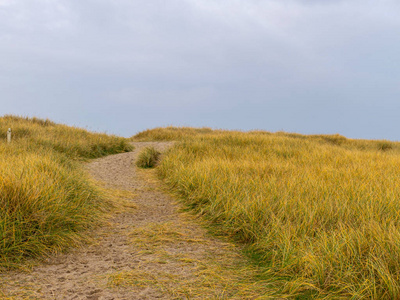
[1,0,399,139]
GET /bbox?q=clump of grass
[136,147,161,168]
[0,115,133,269]
[377,141,393,151]
[136,126,400,299]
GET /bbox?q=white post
[7,128,11,143]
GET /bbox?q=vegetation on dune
[0,115,133,269]
[134,126,398,153]
[136,147,161,168]
[133,126,217,141]
[134,127,400,299]
[1,115,131,159]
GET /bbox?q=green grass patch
[136,147,161,168]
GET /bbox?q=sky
[1,0,399,140]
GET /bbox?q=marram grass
[134,127,400,299]
[136,147,161,168]
[0,115,132,269]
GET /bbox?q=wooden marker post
[7,128,11,143]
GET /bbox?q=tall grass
[134,127,400,299]
[1,115,130,159]
[0,115,133,269]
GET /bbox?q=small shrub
[136,147,161,168]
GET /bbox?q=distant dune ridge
[134,126,400,299]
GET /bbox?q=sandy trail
[1,142,272,299]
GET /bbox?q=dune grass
[133,126,216,142]
[134,127,400,299]
[0,115,133,269]
[136,147,161,169]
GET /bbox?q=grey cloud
[1,0,399,139]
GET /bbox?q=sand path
[0,142,273,299]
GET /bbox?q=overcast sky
[1,0,399,139]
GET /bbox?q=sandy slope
[0,142,273,300]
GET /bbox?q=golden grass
[134,127,400,299]
[1,115,131,159]
[0,115,133,269]
[107,220,278,299]
[133,126,216,141]
[104,165,277,299]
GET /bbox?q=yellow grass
[108,220,278,299]
[0,115,132,269]
[134,127,400,299]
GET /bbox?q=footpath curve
[1,142,272,300]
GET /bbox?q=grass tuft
[136,147,161,168]
[377,141,393,151]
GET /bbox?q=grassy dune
[134,127,400,299]
[0,115,132,269]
